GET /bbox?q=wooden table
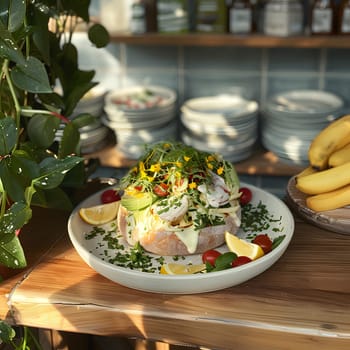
[1,186,350,350]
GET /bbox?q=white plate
[68,183,294,294]
[266,90,344,117]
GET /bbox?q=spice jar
[228,0,254,34]
[263,0,304,36]
[310,0,335,34]
[338,0,350,34]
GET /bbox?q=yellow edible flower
[150,163,161,172]
[139,161,147,178]
[207,163,213,170]
[184,156,191,162]
[217,167,224,175]
[207,155,214,162]
[189,182,197,189]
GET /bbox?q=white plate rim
[67,183,295,294]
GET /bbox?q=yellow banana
[296,166,317,178]
[295,161,350,195]
[306,183,350,212]
[328,143,350,167]
[308,114,350,170]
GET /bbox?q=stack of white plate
[103,85,178,159]
[261,90,344,166]
[180,95,259,162]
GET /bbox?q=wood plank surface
[109,33,350,49]
[1,185,350,350]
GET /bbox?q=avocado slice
[121,191,156,211]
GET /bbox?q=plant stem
[2,60,21,128]
[21,108,70,124]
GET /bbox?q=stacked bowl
[103,85,178,159]
[180,95,259,162]
[261,90,344,166]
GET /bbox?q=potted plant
[0,0,109,272]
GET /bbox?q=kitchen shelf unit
[95,33,341,176]
[109,33,350,48]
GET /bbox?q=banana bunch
[295,114,350,212]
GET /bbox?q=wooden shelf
[110,33,350,48]
[85,145,304,177]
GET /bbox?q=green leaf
[0,202,32,239]
[71,113,97,129]
[0,1,10,26]
[61,0,90,22]
[0,233,26,268]
[0,154,39,202]
[211,252,237,272]
[0,116,17,156]
[31,6,51,64]
[0,20,26,65]
[11,56,52,93]
[8,0,26,32]
[0,320,16,343]
[88,23,110,48]
[61,161,87,189]
[32,187,73,211]
[34,156,83,190]
[64,79,96,116]
[27,113,60,148]
[58,122,80,158]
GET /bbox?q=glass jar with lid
[227,0,254,34]
[338,0,350,34]
[263,0,304,36]
[310,0,335,34]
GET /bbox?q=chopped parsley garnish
[241,201,283,233]
[84,199,285,274]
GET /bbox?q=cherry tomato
[153,183,169,197]
[231,256,252,267]
[134,185,143,191]
[101,189,121,204]
[239,187,252,206]
[253,234,273,254]
[202,249,222,267]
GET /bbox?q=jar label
[341,8,350,32]
[229,8,252,33]
[312,8,332,33]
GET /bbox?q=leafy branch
[0,0,109,269]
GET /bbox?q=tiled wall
[89,44,350,109]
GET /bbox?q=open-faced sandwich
[117,142,241,256]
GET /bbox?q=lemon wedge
[160,263,206,275]
[225,231,264,260]
[79,201,120,225]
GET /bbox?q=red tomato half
[253,234,273,254]
[239,187,252,206]
[101,189,121,204]
[231,256,252,267]
[202,249,222,267]
[153,183,169,197]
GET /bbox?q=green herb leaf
[11,56,52,93]
[0,116,17,155]
[211,252,237,271]
[27,114,60,148]
[272,235,286,250]
[0,320,16,343]
[88,23,110,48]
[34,156,83,190]
[8,0,26,32]
[0,232,26,268]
